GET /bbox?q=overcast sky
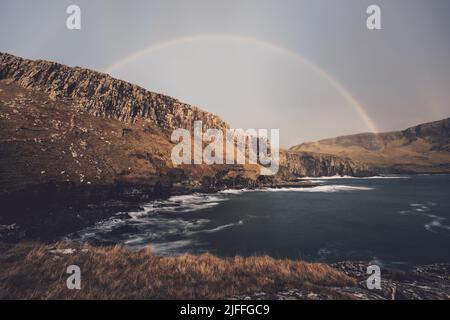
[1,0,450,146]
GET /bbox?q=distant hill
[290,118,450,173]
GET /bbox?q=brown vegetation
[290,118,450,173]
[0,242,356,300]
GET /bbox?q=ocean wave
[69,182,373,254]
[129,193,227,218]
[260,185,374,193]
[205,184,374,195]
[399,203,450,234]
[150,240,197,255]
[68,189,248,253]
[297,174,409,180]
[219,189,251,195]
[197,220,244,234]
[424,219,450,233]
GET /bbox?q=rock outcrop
[0,51,375,186]
[231,262,450,300]
[278,150,373,178]
[290,118,450,173]
[0,52,228,132]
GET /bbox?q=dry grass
[290,126,450,173]
[0,242,356,300]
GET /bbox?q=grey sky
[1,0,450,147]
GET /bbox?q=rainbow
[106,34,379,133]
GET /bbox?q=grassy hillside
[0,242,355,300]
[290,118,450,173]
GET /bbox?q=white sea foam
[197,220,244,234]
[129,193,227,218]
[297,174,409,180]
[219,189,250,195]
[150,240,197,255]
[398,202,450,234]
[69,191,238,253]
[220,184,375,193]
[70,181,374,253]
[260,185,374,193]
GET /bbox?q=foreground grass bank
[0,242,355,299]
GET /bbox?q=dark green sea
[71,174,450,268]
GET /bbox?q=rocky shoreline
[0,180,319,242]
[231,261,450,300]
[2,182,449,300]
[1,178,449,300]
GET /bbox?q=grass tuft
[0,242,356,300]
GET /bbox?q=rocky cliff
[0,52,228,132]
[278,150,372,178]
[290,118,450,173]
[0,51,374,189]
[0,52,262,195]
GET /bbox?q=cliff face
[0,52,377,188]
[0,53,228,132]
[278,151,372,178]
[0,52,248,200]
[0,52,378,194]
[290,118,450,173]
